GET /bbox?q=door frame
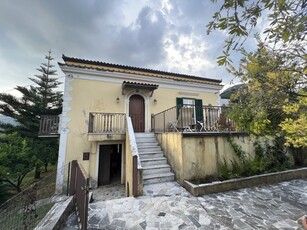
[95,141,125,185]
[124,91,151,132]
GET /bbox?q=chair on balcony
[168,121,179,132]
[176,107,195,132]
[197,120,205,131]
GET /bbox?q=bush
[222,135,291,179]
[219,159,232,180]
[219,159,242,180]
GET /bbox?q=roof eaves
[62,55,222,84]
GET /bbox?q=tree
[0,50,62,178]
[0,133,32,193]
[208,1,307,149]
[229,43,299,136]
[0,50,62,137]
[207,0,306,66]
[280,89,307,148]
[0,181,11,205]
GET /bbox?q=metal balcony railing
[153,105,236,133]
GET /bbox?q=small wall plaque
[83,152,90,161]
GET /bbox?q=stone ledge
[182,131,249,137]
[183,167,307,196]
[34,196,74,230]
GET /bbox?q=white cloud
[163,34,214,75]
[0,0,252,96]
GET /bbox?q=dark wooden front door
[129,95,145,132]
[98,145,122,186]
[98,145,112,186]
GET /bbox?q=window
[176,97,204,125]
[183,98,195,107]
[183,98,196,123]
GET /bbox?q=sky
[0,0,261,95]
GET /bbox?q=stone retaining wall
[184,167,307,196]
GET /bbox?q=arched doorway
[129,95,145,132]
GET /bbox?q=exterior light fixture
[116,97,120,104]
[154,99,157,104]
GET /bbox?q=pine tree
[0,50,63,179]
[0,50,62,137]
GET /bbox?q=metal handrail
[153,105,235,133]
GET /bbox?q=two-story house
[40,55,249,196]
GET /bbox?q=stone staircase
[135,133,175,185]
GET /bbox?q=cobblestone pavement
[63,179,307,229]
[91,181,126,203]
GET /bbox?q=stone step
[137,143,161,151]
[136,141,159,146]
[139,152,164,159]
[142,165,171,175]
[138,147,162,153]
[136,139,157,143]
[138,150,164,155]
[140,158,167,166]
[136,135,155,138]
[143,172,175,185]
[135,133,155,138]
[134,132,175,186]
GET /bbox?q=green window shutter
[195,99,203,122]
[176,98,183,118]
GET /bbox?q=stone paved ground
[63,179,307,229]
[91,181,126,203]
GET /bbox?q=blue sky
[0,0,261,95]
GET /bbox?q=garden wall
[183,167,307,196]
[156,132,254,184]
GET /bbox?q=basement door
[129,95,145,132]
[98,144,122,186]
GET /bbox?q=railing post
[88,113,93,133]
[66,162,71,196]
[132,155,138,197]
[83,178,89,230]
[163,112,166,133]
[70,160,77,195]
[39,115,43,134]
[151,114,155,132]
[181,105,183,133]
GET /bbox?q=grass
[22,164,57,189]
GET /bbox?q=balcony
[153,105,237,133]
[39,115,60,137]
[88,113,126,141]
[39,113,126,140]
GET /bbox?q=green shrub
[224,135,291,179]
[227,136,247,163]
[219,159,232,180]
[230,159,242,177]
